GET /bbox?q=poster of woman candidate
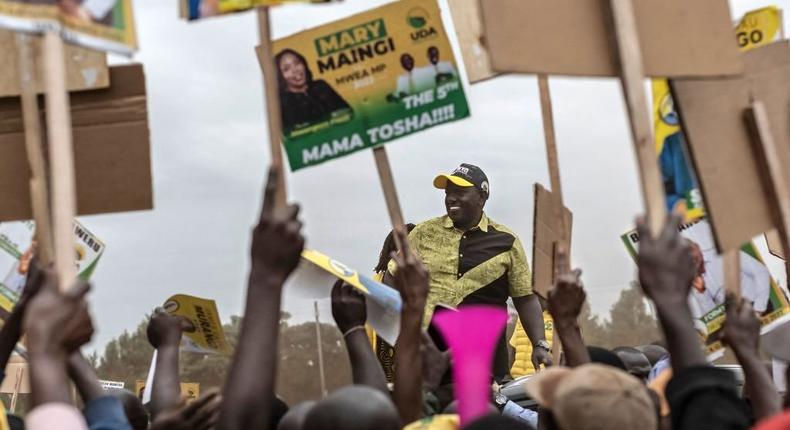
[181,0,335,21]
[621,217,790,360]
[0,0,137,54]
[263,0,470,171]
[651,6,783,221]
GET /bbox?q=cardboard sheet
[0,64,152,222]
[0,30,109,97]
[671,42,790,252]
[532,183,572,298]
[478,0,742,77]
[446,0,495,83]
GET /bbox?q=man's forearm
[150,343,181,419]
[655,303,707,371]
[553,320,590,367]
[0,304,26,373]
[29,355,72,407]
[514,295,545,345]
[67,353,104,403]
[393,308,423,425]
[345,331,388,394]
[734,349,781,420]
[217,272,283,430]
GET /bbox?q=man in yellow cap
[387,163,551,381]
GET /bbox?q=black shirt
[280,80,351,132]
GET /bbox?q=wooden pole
[537,75,569,271]
[15,33,54,265]
[314,301,327,398]
[9,366,23,413]
[724,250,741,300]
[608,0,667,237]
[538,75,566,363]
[745,101,790,287]
[257,6,288,208]
[372,147,407,252]
[43,31,77,289]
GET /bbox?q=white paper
[141,350,157,405]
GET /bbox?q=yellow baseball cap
[433,163,489,195]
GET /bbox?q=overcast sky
[81,0,790,354]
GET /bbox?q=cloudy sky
[77,0,790,353]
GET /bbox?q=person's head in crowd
[303,386,400,430]
[400,53,415,72]
[428,46,440,65]
[277,401,315,430]
[635,344,669,367]
[275,49,313,94]
[271,396,290,430]
[526,363,658,430]
[433,164,490,230]
[464,414,531,429]
[687,239,705,276]
[111,389,149,430]
[6,414,24,430]
[374,223,416,273]
[613,346,652,381]
[586,346,627,371]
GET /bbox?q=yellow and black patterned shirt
[389,213,532,326]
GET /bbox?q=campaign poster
[0,0,137,55]
[181,0,334,21]
[264,0,470,171]
[651,6,783,221]
[621,218,790,359]
[0,219,104,318]
[162,294,231,355]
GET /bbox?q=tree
[600,281,661,349]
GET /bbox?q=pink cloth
[26,403,88,430]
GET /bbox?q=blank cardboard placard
[532,183,572,298]
[0,30,109,97]
[0,64,152,222]
[671,42,790,252]
[446,0,495,83]
[478,0,742,77]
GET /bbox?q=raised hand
[250,166,305,284]
[151,389,222,430]
[390,227,428,311]
[147,307,189,349]
[636,216,696,306]
[722,294,761,354]
[547,252,585,324]
[24,270,93,357]
[331,281,367,334]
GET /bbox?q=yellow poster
[136,380,200,402]
[265,0,469,171]
[163,294,230,355]
[651,6,783,220]
[0,0,137,55]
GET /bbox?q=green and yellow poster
[0,0,137,55]
[651,6,783,221]
[181,0,334,21]
[263,0,470,171]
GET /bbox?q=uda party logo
[407,7,438,41]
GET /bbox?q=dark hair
[374,224,416,273]
[464,414,532,429]
[274,49,313,94]
[587,346,627,371]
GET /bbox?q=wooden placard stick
[373,147,407,252]
[9,366,23,413]
[724,250,741,301]
[257,6,288,208]
[15,33,53,265]
[607,0,667,237]
[43,31,77,288]
[537,74,569,273]
[745,101,790,286]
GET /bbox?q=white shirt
[395,62,458,96]
[688,250,772,320]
